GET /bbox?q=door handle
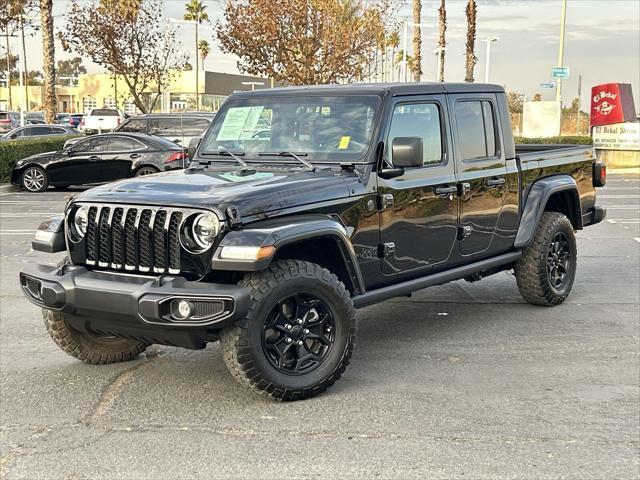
[88,156,99,161]
[486,177,506,187]
[129,153,141,159]
[435,185,458,198]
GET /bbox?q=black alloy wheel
[262,293,336,375]
[546,231,572,289]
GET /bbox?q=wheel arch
[133,163,160,175]
[211,215,365,296]
[515,175,582,248]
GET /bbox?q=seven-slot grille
[75,204,204,275]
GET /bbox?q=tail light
[593,162,606,187]
[164,152,188,164]
[0,118,10,124]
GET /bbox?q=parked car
[0,124,80,140]
[55,113,71,125]
[11,132,187,192]
[20,83,607,400]
[0,110,19,132]
[25,112,46,124]
[67,113,84,128]
[116,113,214,147]
[80,108,125,134]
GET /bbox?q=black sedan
[11,132,188,192]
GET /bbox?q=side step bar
[352,251,522,309]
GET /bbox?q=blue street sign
[540,82,556,89]
[552,67,570,79]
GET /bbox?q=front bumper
[19,264,250,349]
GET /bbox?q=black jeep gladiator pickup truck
[20,83,607,400]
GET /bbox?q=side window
[51,127,67,134]
[118,118,147,133]
[148,117,180,137]
[107,137,144,151]
[455,100,499,161]
[182,117,210,136]
[388,103,443,166]
[74,137,109,152]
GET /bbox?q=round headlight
[191,213,220,250]
[71,206,88,240]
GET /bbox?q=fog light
[171,299,193,320]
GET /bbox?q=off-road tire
[514,212,577,306]
[221,260,357,401]
[42,309,150,364]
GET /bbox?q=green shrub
[0,135,82,181]
[514,135,592,145]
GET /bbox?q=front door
[378,96,459,278]
[448,94,508,257]
[47,136,109,185]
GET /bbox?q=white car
[80,108,125,134]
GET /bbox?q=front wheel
[514,212,577,306]
[221,260,357,401]
[21,166,48,192]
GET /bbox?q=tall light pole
[401,19,429,82]
[555,0,568,104]
[482,37,499,83]
[18,15,26,126]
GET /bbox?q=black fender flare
[211,214,365,295]
[514,175,581,248]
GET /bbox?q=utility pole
[555,0,568,104]
[18,15,26,126]
[482,37,499,83]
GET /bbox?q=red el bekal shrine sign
[590,83,637,127]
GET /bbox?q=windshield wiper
[258,151,315,171]
[200,150,250,168]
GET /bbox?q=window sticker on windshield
[216,106,265,141]
[338,136,351,149]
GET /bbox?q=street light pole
[18,15,26,127]
[555,0,568,104]
[482,37,499,83]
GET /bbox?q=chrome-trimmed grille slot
[75,204,216,275]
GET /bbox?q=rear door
[378,95,459,278]
[47,136,109,185]
[148,117,181,145]
[448,94,508,256]
[101,136,146,181]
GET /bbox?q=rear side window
[455,100,499,161]
[74,136,109,152]
[181,117,210,136]
[148,117,181,136]
[118,118,147,133]
[387,103,443,166]
[107,136,145,151]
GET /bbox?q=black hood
[73,167,359,218]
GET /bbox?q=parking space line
[607,219,640,224]
[599,195,640,198]
[0,230,35,235]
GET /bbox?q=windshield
[200,95,380,162]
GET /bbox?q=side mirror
[391,137,423,168]
[188,137,202,160]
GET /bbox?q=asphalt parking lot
[0,174,638,479]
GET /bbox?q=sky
[10,0,640,109]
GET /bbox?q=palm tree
[198,39,210,71]
[39,0,56,122]
[412,0,422,82]
[183,0,209,109]
[464,0,477,82]
[387,31,400,81]
[437,0,446,82]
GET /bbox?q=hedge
[514,135,592,145]
[0,135,82,181]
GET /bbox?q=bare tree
[60,0,187,113]
[438,0,446,82]
[412,0,422,82]
[464,0,477,83]
[39,0,56,122]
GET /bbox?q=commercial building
[0,70,271,114]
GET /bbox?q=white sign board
[522,101,561,137]
[592,122,640,151]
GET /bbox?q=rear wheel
[135,166,159,177]
[21,166,48,192]
[514,212,577,306]
[221,260,357,401]
[43,309,149,364]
